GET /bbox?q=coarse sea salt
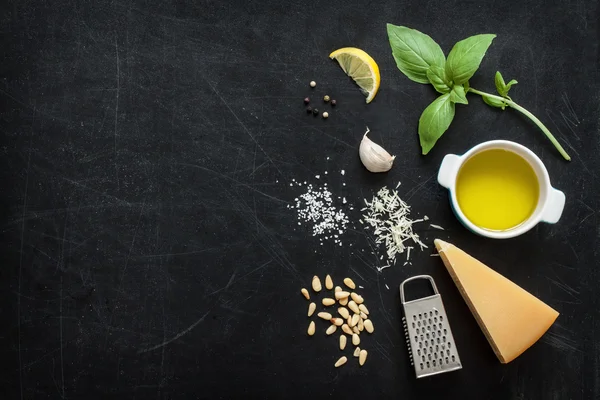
[288,182,350,246]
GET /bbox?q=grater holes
[412,322,415,328]
[445,357,449,364]
[419,342,423,349]
[444,328,447,335]
[443,336,446,342]
[435,344,439,352]
[413,315,416,321]
[422,355,425,362]
[420,363,423,370]
[451,355,455,362]
[426,361,430,368]
[416,328,419,334]
[440,315,444,321]
[439,323,442,329]
[447,349,450,356]
[434,317,438,323]
[426,333,430,339]
[432,359,436,366]
[424,340,428,347]
[431,331,436,338]
[420,334,424,341]
[436,337,440,344]
[429,346,433,354]
[434,309,439,315]
[428,318,432,324]
[417,349,421,356]
[448,342,452,348]
[414,335,418,341]
[423,347,427,354]
[438,330,441,336]
[418,313,422,319]
[417,321,421,327]
[439,358,443,365]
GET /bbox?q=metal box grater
[400,275,462,378]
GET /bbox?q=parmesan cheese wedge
[434,239,559,363]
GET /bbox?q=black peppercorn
[331,99,337,106]
[312,108,319,116]
[306,107,312,114]
[304,97,310,104]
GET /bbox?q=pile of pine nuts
[302,275,374,368]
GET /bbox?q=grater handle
[399,275,439,304]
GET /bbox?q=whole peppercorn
[304,97,310,104]
[310,81,316,88]
[322,112,329,119]
[312,108,319,116]
[306,107,312,114]
[331,99,337,106]
[323,95,330,102]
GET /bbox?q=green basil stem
[468,88,571,161]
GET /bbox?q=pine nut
[359,349,368,366]
[352,333,360,346]
[322,298,335,306]
[342,324,353,335]
[350,314,360,328]
[348,301,360,314]
[301,288,310,300]
[358,304,369,315]
[353,347,361,357]
[335,356,347,367]
[331,318,343,326]
[353,326,360,334]
[338,307,350,319]
[308,321,315,336]
[364,319,374,333]
[343,278,356,289]
[360,312,368,320]
[350,292,364,304]
[347,316,352,326]
[318,312,332,320]
[339,335,347,350]
[326,325,337,335]
[312,276,322,292]
[358,318,364,331]
[335,291,350,300]
[325,274,333,290]
[334,286,342,293]
[339,296,348,306]
[308,302,316,317]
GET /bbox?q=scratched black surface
[1,0,599,398]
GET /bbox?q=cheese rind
[434,239,559,363]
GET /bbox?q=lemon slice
[329,47,381,103]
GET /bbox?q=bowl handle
[437,154,461,189]
[541,188,565,224]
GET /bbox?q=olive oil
[456,149,539,231]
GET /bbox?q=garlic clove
[359,127,395,173]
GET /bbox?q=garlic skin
[359,127,395,173]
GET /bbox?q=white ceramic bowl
[437,140,566,239]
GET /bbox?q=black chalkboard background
[1,0,599,398]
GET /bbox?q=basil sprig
[386,24,571,161]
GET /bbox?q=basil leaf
[387,24,446,84]
[494,71,507,96]
[482,94,506,110]
[494,71,518,97]
[426,66,451,94]
[446,34,496,84]
[450,85,468,104]
[418,93,455,154]
[505,79,518,93]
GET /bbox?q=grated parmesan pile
[288,180,351,246]
[361,186,427,269]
